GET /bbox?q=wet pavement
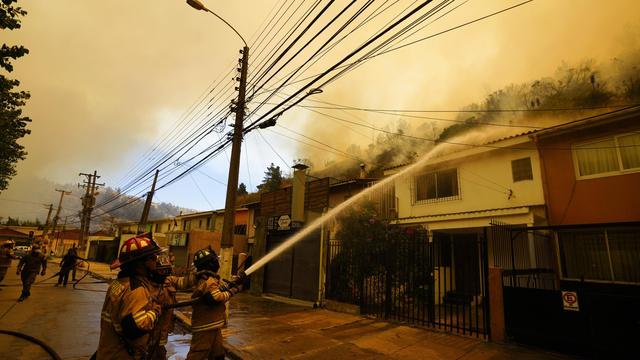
[0,260,577,359]
[187,293,578,360]
[0,262,107,360]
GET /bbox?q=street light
[186,0,247,46]
[186,0,249,280]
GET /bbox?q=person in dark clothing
[16,244,47,301]
[56,248,77,287]
[71,247,79,281]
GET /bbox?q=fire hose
[163,278,241,310]
[0,329,62,360]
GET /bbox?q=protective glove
[231,270,247,286]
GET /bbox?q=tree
[257,163,283,192]
[237,182,248,196]
[0,0,31,191]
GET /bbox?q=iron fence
[327,226,488,337]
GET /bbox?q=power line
[243,0,439,134]
[190,174,215,210]
[292,99,640,114]
[299,105,640,151]
[256,0,534,96]
[257,130,290,169]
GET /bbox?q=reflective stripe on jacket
[190,273,234,333]
[96,276,161,359]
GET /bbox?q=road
[0,261,196,360]
[0,261,106,359]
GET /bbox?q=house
[498,106,640,356]
[251,164,382,304]
[0,227,32,246]
[115,207,251,269]
[50,228,82,256]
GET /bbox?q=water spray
[244,141,454,276]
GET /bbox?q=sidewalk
[176,294,576,360]
[71,263,574,359]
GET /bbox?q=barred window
[559,227,640,283]
[234,224,247,235]
[511,157,533,182]
[415,168,459,202]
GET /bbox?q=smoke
[2,0,640,212]
[290,0,640,177]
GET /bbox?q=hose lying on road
[0,329,62,360]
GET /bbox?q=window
[183,220,191,231]
[206,217,211,230]
[511,157,533,182]
[234,224,247,235]
[198,220,203,229]
[558,227,640,283]
[155,223,160,232]
[574,132,640,178]
[415,168,459,202]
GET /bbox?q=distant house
[0,227,31,246]
[115,208,251,269]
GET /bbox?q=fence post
[488,267,506,342]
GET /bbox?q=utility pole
[50,189,72,244]
[219,45,249,279]
[78,171,103,250]
[138,169,159,234]
[186,0,249,279]
[41,204,54,239]
[56,216,69,255]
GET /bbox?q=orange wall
[539,124,640,225]
[186,230,218,266]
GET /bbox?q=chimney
[359,163,367,179]
[291,163,308,223]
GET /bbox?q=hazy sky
[2,0,640,220]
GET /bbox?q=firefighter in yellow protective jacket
[186,247,245,360]
[146,252,196,360]
[95,235,163,359]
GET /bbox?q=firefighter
[55,248,77,287]
[16,244,47,302]
[186,247,245,360]
[95,235,163,359]
[0,240,17,288]
[146,252,196,360]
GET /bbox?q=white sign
[277,215,291,230]
[562,291,579,312]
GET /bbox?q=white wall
[393,141,545,224]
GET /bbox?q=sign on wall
[561,291,579,311]
[268,215,294,231]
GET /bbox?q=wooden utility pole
[41,204,54,239]
[49,189,72,242]
[219,45,249,279]
[56,216,69,255]
[138,169,159,234]
[78,171,103,249]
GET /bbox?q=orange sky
[2,0,640,216]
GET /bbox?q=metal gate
[263,230,320,301]
[327,227,489,337]
[492,222,640,358]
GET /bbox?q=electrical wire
[190,174,215,210]
[257,130,290,169]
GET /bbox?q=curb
[173,309,246,360]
